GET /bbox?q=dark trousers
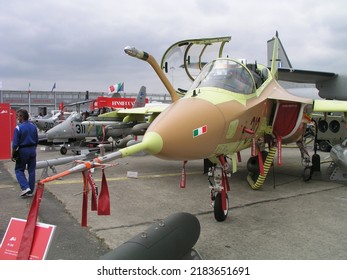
[14,147,37,192]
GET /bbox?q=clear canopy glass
[189,59,256,94]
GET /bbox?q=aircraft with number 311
[41,32,347,222]
[39,86,147,154]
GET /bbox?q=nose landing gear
[208,156,230,222]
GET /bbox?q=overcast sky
[1,0,346,94]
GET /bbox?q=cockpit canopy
[68,112,82,122]
[189,59,258,94]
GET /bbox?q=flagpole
[28,82,31,115]
[51,82,56,110]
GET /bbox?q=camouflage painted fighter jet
[41,32,347,222]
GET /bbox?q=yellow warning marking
[48,171,202,185]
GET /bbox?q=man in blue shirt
[12,109,38,198]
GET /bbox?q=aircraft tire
[318,140,331,152]
[214,193,229,222]
[60,146,67,155]
[303,166,312,182]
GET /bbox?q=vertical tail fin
[132,86,146,108]
[270,31,279,78]
[267,31,292,78]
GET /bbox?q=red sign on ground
[0,218,56,260]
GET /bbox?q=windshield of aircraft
[189,59,255,94]
[69,112,82,122]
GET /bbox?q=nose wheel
[208,155,231,222]
[212,192,229,221]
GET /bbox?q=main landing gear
[60,146,68,155]
[297,140,314,182]
[208,156,230,222]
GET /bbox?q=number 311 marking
[75,124,86,134]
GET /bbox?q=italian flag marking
[193,125,207,138]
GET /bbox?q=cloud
[0,0,346,93]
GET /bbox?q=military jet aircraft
[31,110,72,131]
[39,86,147,154]
[81,101,170,147]
[31,99,96,132]
[40,32,347,222]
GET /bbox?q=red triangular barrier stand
[98,169,110,215]
[17,183,44,260]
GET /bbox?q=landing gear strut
[297,140,313,182]
[208,156,230,222]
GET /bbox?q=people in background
[11,109,38,198]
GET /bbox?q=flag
[51,82,56,92]
[28,82,31,94]
[108,82,124,95]
[193,125,207,137]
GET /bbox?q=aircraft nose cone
[46,125,62,139]
[145,98,225,160]
[46,127,56,139]
[46,129,53,139]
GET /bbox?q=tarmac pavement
[1,145,347,260]
[0,158,110,260]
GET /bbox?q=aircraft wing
[313,99,347,114]
[268,82,347,121]
[99,103,168,116]
[117,104,169,122]
[97,103,170,123]
[277,68,337,84]
[118,103,170,114]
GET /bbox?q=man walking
[11,109,38,197]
